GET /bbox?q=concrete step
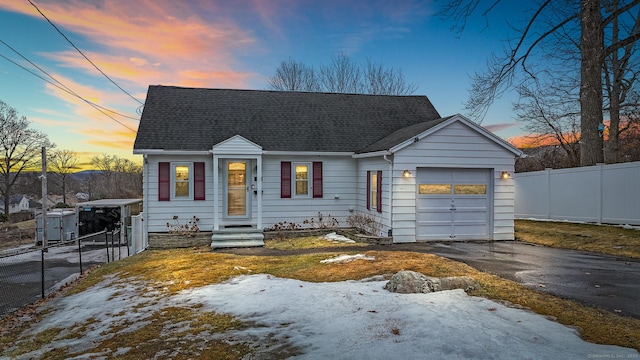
[211,228,265,249]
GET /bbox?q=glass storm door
[226,161,248,217]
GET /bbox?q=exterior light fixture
[403,170,411,177]
[501,171,511,179]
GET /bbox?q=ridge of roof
[134,86,442,152]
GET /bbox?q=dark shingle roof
[134,86,441,152]
[357,116,454,153]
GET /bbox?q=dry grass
[5,242,640,358]
[264,235,369,250]
[515,219,640,259]
[66,247,640,352]
[0,220,36,251]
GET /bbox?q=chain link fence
[0,230,129,317]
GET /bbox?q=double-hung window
[281,161,323,198]
[158,162,205,201]
[367,170,382,213]
[295,163,310,196]
[174,164,191,198]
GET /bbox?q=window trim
[366,170,382,213]
[281,161,323,199]
[293,162,311,198]
[172,162,193,200]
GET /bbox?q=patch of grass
[515,219,640,258]
[10,245,640,357]
[7,327,64,357]
[265,235,369,250]
[65,306,266,360]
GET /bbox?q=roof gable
[134,86,441,153]
[389,114,523,156]
[212,135,262,155]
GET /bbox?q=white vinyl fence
[130,213,148,254]
[514,161,640,225]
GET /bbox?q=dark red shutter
[281,162,291,198]
[158,162,170,201]
[366,171,371,210]
[194,162,205,200]
[376,170,382,213]
[312,162,323,198]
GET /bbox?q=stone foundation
[263,228,393,245]
[148,232,212,249]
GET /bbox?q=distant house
[0,195,30,214]
[134,86,523,248]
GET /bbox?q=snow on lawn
[320,254,375,263]
[180,274,636,359]
[14,274,638,359]
[322,232,356,243]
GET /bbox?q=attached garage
[368,114,524,243]
[416,168,491,240]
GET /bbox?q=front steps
[211,228,265,249]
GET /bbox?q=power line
[0,50,138,133]
[27,0,144,106]
[0,38,139,122]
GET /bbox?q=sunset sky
[0,0,530,168]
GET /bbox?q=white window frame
[293,162,311,198]
[370,172,378,209]
[172,162,193,200]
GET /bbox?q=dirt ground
[0,221,36,251]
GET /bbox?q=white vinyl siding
[144,155,214,233]
[355,157,390,236]
[391,120,516,242]
[261,155,357,228]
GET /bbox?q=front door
[225,160,250,218]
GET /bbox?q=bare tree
[268,53,418,95]
[91,153,142,199]
[363,60,419,95]
[514,81,582,167]
[603,1,640,163]
[319,53,362,93]
[0,100,54,215]
[268,58,320,92]
[49,149,79,204]
[439,0,640,166]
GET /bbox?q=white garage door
[416,168,491,240]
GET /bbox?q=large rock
[384,270,480,294]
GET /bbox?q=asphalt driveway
[426,241,640,319]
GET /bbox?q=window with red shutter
[366,171,371,210]
[158,162,170,201]
[194,162,205,200]
[312,162,323,198]
[376,170,382,213]
[281,162,292,198]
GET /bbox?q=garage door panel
[416,168,490,241]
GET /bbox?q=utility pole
[40,146,47,249]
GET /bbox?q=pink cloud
[0,0,260,90]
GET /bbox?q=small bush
[346,213,382,236]
[166,216,200,237]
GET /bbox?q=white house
[0,195,30,214]
[133,86,523,248]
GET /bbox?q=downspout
[143,154,149,247]
[383,153,393,236]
